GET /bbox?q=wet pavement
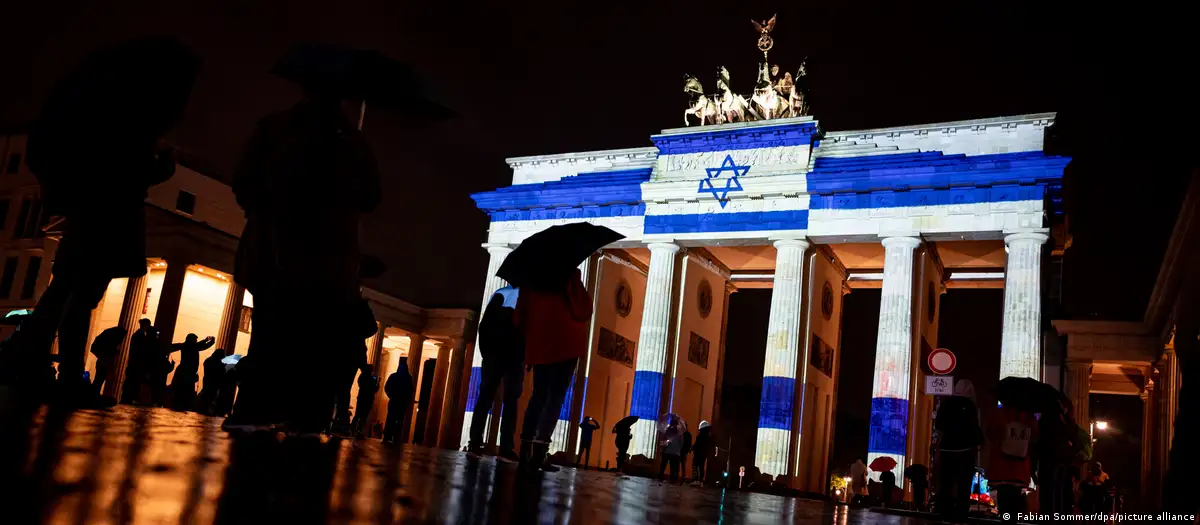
[0,405,940,524]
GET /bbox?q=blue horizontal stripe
[869,397,909,456]
[489,204,645,222]
[630,370,664,421]
[758,376,796,431]
[808,151,1068,195]
[472,168,651,213]
[652,121,818,155]
[810,185,1046,210]
[644,210,808,234]
[465,366,483,413]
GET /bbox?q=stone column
[1141,385,1155,508]
[403,334,427,444]
[107,271,148,399]
[423,341,451,446]
[459,243,513,449]
[215,282,245,355]
[629,242,681,458]
[368,323,388,424]
[755,238,809,478]
[1157,348,1177,494]
[439,338,470,449]
[1064,359,1092,426]
[154,259,190,346]
[1000,232,1049,380]
[868,236,920,481]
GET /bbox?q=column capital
[647,242,681,255]
[482,243,513,255]
[1004,232,1050,246]
[881,236,921,250]
[771,238,810,250]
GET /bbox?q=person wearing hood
[383,361,414,444]
[934,379,984,521]
[467,285,525,463]
[576,416,600,468]
[691,421,714,484]
[514,268,592,472]
[850,459,869,501]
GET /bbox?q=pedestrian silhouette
[167,334,216,411]
[122,319,160,405]
[88,326,126,398]
[197,349,227,415]
[383,360,414,444]
[467,285,524,463]
[225,70,381,434]
[0,37,198,408]
[351,366,379,438]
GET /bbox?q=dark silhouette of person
[167,333,215,411]
[0,37,198,406]
[614,426,632,472]
[879,470,897,508]
[332,344,370,435]
[121,319,159,404]
[383,361,414,444]
[904,463,929,511]
[467,286,524,463]
[351,366,379,438]
[88,326,126,397]
[514,269,591,472]
[660,422,684,483]
[692,421,713,484]
[197,349,227,415]
[935,380,983,520]
[576,417,600,468]
[227,84,380,434]
[214,356,245,417]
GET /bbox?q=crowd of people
[845,377,1106,520]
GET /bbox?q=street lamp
[1090,420,1109,443]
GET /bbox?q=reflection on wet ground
[0,405,937,524]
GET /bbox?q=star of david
[698,155,750,208]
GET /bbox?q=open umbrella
[221,354,243,371]
[272,44,453,119]
[869,456,898,472]
[612,415,639,434]
[497,223,624,290]
[1,309,33,326]
[996,376,1067,414]
[28,37,199,177]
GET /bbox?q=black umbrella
[498,223,624,290]
[29,37,199,165]
[995,376,1067,414]
[272,44,453,119]
[612,415,639,433]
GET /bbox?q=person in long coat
[0,39,197,405]
[383,362,413,444]
[514,268,591,472]
[197,350,227,415]
[225,87,380,433]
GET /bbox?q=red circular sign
[928,348,956,375]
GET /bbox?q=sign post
[925,375,954,395]
[928,348,956,375]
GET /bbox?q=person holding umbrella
[88,326,126,397]
[0,37,199,406]
[498,222,621,472]
[466,284,525,463]
[613,416,638,472]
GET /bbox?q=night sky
[1,0,1193,310]
[0,0,1195,476]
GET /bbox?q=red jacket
[515,270,592,366]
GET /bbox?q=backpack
[478,287,522,364]
[1001,420,1033,459]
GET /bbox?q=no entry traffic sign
[928,348,956,375]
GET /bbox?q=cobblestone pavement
[0,405,939,525]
